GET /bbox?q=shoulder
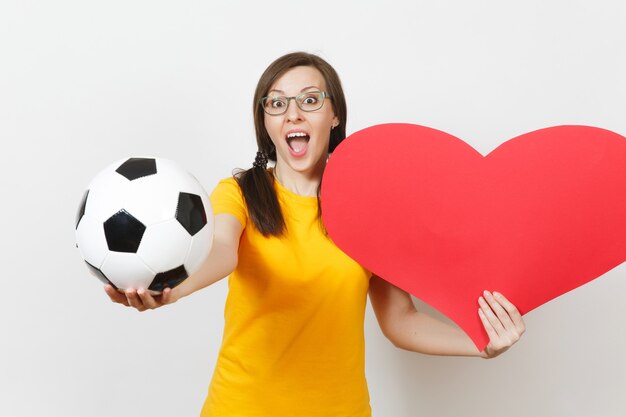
[210,176,247,227]
[211,176,243,198]
[215,175,240,189]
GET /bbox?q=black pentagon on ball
[76,189,89,229]
[115,157,157,181]
[149,264,188,292]
[85,260,118,289]
[176,192,207,236]
[104,209,146,253]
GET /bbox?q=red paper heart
[321,124,626,351]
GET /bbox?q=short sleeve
[210,177,248,228]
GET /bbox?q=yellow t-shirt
[200,176,372,417]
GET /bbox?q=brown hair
[235,52,347,236]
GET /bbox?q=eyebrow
[268,86,321,95]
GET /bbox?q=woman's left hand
[478,290,526,358]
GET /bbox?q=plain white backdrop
[1,1,625,416]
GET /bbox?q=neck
[273,160,326,197]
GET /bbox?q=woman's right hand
[104,285,179,312]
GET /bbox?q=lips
[286,130,310,156]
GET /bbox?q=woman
[106,52,525,416]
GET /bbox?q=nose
[285,97,304,122]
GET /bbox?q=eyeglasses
[260,91,331,116]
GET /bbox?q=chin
[276,147,326,174]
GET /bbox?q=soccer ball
[75,157,213,293]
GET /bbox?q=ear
[332,116,339,129]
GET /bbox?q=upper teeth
[287,132,308,139]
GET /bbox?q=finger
[160,288,172,305]
[137,289,159,309]
[493,292,526,333]
[104,285,129,306]
[125,289,146,312]
[483,291,516,331]
[478,295,506,336]
[478,308,499,343]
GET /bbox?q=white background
[1,1,625,416]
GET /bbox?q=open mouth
[286,131,310,155]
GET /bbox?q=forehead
[269,66,326,93]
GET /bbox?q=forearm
[370,277,523,358]
[169,214,242,301]
[172,238,237,300]
[369,275,482,357]
[388,310,481,357]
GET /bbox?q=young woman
[105,52,526,416]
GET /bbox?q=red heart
[321,124,626,351]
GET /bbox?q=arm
[105,213,243,311]
[368,275,525,358]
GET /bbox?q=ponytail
[235,153,286,237]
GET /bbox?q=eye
[302,95,318,105]
[268,98,286,108]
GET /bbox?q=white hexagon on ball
[137,219,192,274]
